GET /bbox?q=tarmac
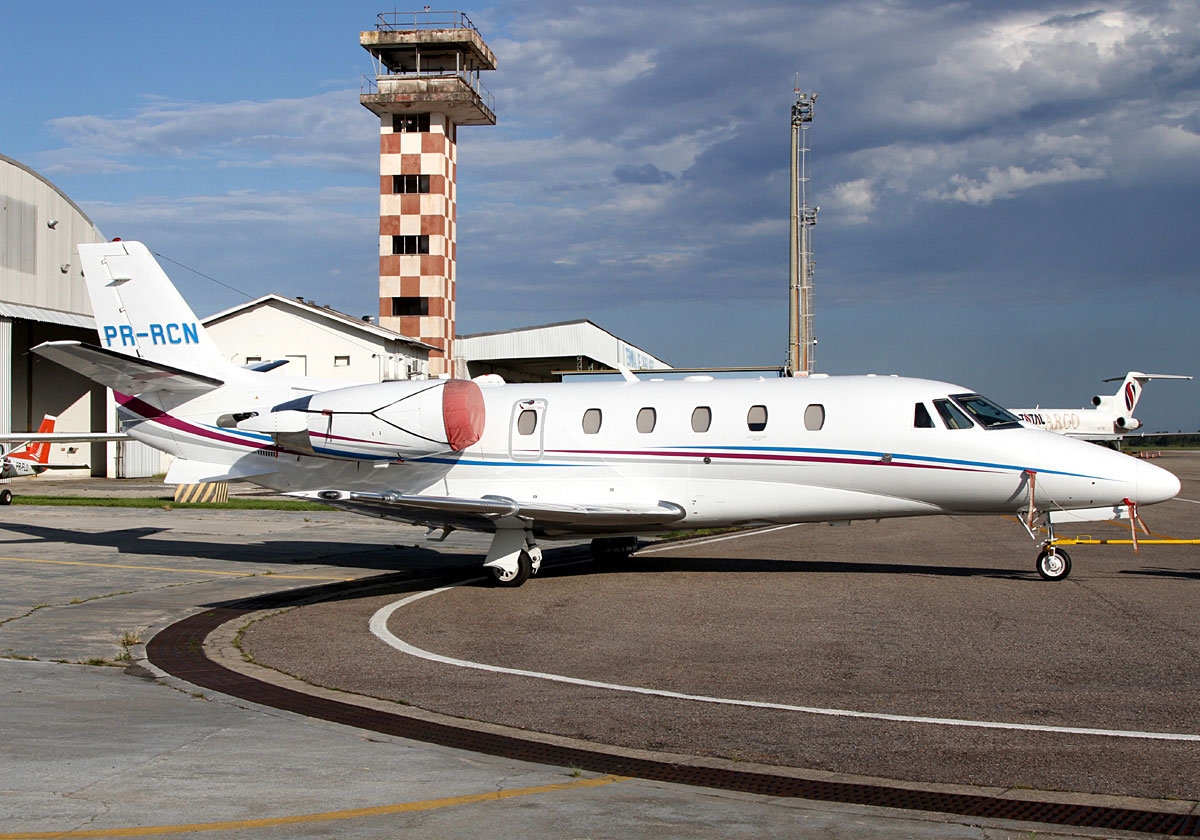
[1,456,1198,838]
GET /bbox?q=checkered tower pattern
[376,114,457,375]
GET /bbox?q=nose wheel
[1036,547,1072,581]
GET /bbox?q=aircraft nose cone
[1134,458,1181,505]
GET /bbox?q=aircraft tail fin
[1096,372,1193,420]
[77,241,232,381]
[7,415,56,465]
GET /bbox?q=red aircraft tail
[7,415,56,464]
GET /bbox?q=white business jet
[1012,372,1192,442]
[31,242,1180,585]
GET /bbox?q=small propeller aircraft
[1012,372,1192,442]
[0,416,128,504]
[31,241,1181,585]
[0,416,62,505]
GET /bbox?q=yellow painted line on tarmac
[0,775,626,838]
[0,556,355,581]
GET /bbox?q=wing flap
[305,490,686,528]
[32,341,224,394]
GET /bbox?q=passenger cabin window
[952,394,1022,429]
[636,407,656,434]
[747,405,768,432]
[582,408,602,434]
[933,399,974,430]
[914,402,935,428]
[691,406,712,433]
[804,404,825,431]
[516,409,538,435]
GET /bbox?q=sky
[1,0,1197,431]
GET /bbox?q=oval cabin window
[636,407,657,434]
[517,409,538,435]
[582,408,602,434]
[691,406,712,433]
[804,403,825,431]
[747,405,768,432]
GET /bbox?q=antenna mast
[787,83,818,376]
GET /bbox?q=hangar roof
[203,293,436,351]
[458,320,670,382]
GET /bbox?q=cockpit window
[914,402,935,428]
[933,398,974,430]
[952,394,1022,429]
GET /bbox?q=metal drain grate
[147,586,1200,837]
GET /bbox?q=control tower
[360,11,496,377]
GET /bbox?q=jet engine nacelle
[1114,416,1141,431]
[239,378,485,460]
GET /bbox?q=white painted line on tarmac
[636,523,799,555]
[1177,497,1200,504]
[371,585,1200,743]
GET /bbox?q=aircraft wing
[305,490,687,532]
[31,341,224,394]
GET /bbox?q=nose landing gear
[1035,546,1072,581]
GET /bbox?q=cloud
[613,163,675,185]
[41,91,376,175]
[930,159,1106,205]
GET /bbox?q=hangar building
[0,154,142,476]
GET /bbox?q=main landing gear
[590,536,639,563]
[484,528,542,588]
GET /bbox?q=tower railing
[360,71,495,116]
[375,10,479,33]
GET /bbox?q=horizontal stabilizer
[32,341,223,395]
[0,431,129,443]
[165,458,278,485]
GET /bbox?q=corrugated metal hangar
[0,154,122,476]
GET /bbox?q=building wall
[204,300,430,383]
[1,155,104,315]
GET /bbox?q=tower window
[392,235,430,255]
[393,174,430,194]
[390,297,428,317]
[394,113,430,133]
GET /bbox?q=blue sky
[2,1,1197,431]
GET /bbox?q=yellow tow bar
[1049,537,1200,548]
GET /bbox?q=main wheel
[1036,548,1072,581]
[0,488,12,505]
[590,536,639,563]
[488,551,532,588]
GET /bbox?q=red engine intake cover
[441,379,486,451]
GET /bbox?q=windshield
[951,393,1022,429]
